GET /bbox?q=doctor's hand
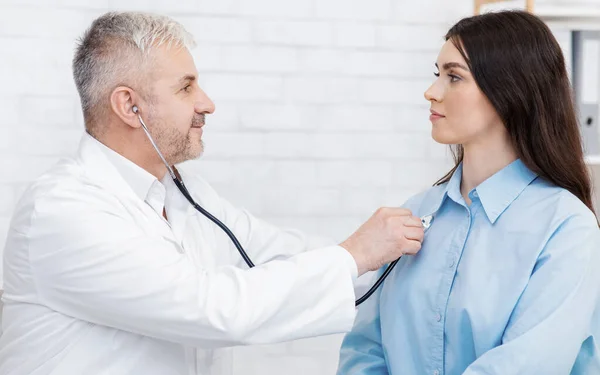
[340,208,424,276]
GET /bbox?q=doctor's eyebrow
[435,62,470,71]
[175,74,196,87]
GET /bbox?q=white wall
[0,0,477,373]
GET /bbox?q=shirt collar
[418,182,451,219]
[418,159,538,224]
[472,159,538,223]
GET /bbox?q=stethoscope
[133,106,433,306]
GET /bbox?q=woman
[338,11,600,375]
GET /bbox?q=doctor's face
[424,40,502,146]
[141,45,215,165]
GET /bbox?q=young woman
[338,11,600,375]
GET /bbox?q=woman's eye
[449,74,461,83]
[182,84,192,92]
[434,72,440,77]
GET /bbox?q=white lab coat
[0,134,359,375]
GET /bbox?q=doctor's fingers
[400,239,422,255]
[375,207,413,218]
[403,215,424,228]
[403,226,425,242]
[385,214,421,229]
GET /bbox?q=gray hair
[73,12,196,129]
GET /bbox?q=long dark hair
[435,10,596,217]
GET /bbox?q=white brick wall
[0,0,477,373]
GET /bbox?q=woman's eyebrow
[435,62,470,71]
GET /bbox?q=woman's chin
[431,130,456,145]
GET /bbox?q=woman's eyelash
[433,71,461,82]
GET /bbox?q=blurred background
[0,0,599,373]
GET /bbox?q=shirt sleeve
[25,185,358,348]
[463,215,600,375]
[335,192,431,374]
[337,267,389,375]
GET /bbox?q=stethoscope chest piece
[421,214,434,231]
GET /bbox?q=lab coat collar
[78,132,198,224]
[77,132,160,204]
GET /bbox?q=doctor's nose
[195,87,216,115]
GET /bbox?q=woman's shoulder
[523,178,599,233]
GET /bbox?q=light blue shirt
[338,159,600,375]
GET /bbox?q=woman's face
[424,40,504,147]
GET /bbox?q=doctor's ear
[110,86,142,129]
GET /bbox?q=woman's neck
[461,135,518,205]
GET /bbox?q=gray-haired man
[0,12,424,375]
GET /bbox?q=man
[0,12,424,375]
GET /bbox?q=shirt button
[448,258,455,268]
[435,313,442,322]
[433,370,440,375]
